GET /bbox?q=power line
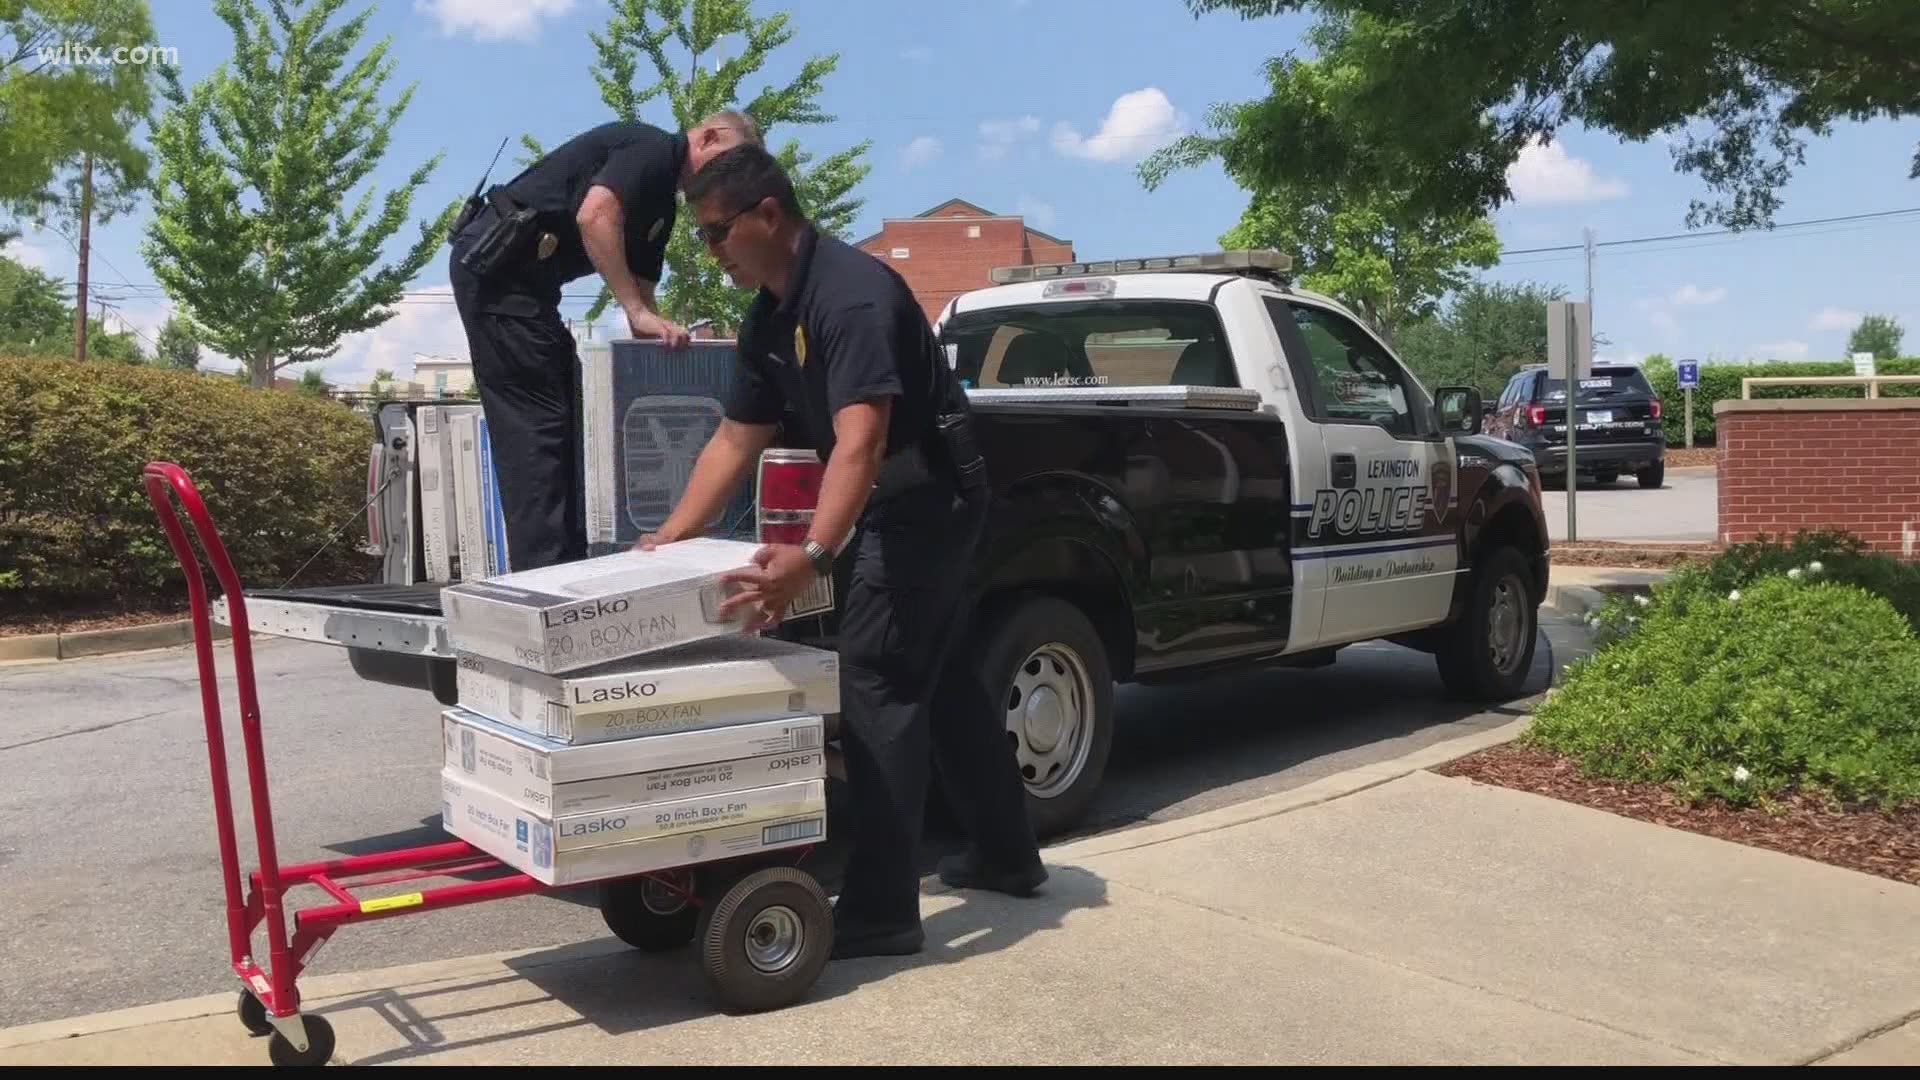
[1500,205,1920,256]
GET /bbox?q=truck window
[1540,366,1655,402]
[942,300,1238,390]
[1268,298,1429,438]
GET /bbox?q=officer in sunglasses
[637,143,1048,960]
[448,111,759,571]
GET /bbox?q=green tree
[1847,314,1904,361]
[152,311,199,369]
[1220,184,1499,338]
[521,0,872,335]
[297,366,326,395]
[0,249,68,351]
[1394,280,1568,397]
[140,0,454,387]
[1144,1,1920,230]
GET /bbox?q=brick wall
[1715,400,1920,559]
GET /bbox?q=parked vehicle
[1485,362,1667,488]
[221,250,1552,840]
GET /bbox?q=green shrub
[0,354,378,609]
[1528,575,1920,811]
[1638,355,1920,447]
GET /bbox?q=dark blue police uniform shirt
[497,120,686,286]
[724,225,952,466]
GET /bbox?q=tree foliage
[153,311,199,369]
[1394,280,1569,398]
[527,0,872,335]
[1847,314,1904,361]
[140,0,453,387]
[0,0,158,225]
[1144,0,1920,230]
[1220,184,1499,338]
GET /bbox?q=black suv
[1487,363,1666,488]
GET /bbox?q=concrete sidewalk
[5,720,1917,1066]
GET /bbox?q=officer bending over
[449,111,758,571]
[636,143,1046,959]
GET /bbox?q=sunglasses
[693,205,753,246]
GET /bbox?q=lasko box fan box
[581,339,759,556]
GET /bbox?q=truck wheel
[974,596,1115,840]
[1637,461,1665,489]
[1435,546,1538,700]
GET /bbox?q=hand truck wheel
[266,1013,336,1067]
[236,990,273,1037]
[599,871,700,952]
[698,866,833,1013]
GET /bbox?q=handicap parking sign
[1677,360,1699,389]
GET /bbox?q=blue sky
[8,0,1918,384]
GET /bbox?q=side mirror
[1434,385,1483,435]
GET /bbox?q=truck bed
[214,583,452,659]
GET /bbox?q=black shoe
[936,850,1048,897]
[829,921,925,960]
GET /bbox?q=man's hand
[715,544,817,632]
[633,529,682,551]
[628,307,691,350]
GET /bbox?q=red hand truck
[143,461,835,1066]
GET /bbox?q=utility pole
[73,152,94,361]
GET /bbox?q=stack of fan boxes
[436,538,837,886]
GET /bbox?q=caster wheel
[599,871,699,952]
[698,866,833,1013]
[267,1014,336,1067]
[236,990,273,1037]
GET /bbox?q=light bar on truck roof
[986,249,1292,285]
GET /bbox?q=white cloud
[1670,284,1726,306]
[1752,340,1810,359]
[978,115,1041,160]
[1016,194,1057,231]
[1052,88,1188,163]
[1810,306,1862,331]
[1506,136,1629,204]
[317,284,470,386]
[901,136,942,171]
[415,0,574,42]
[902,46,933,64]
[2,230,55,271]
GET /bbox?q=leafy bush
[0,355,377,609]
[1531,574,1920,811]
[1638,355,1920,447]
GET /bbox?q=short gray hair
[700,109,762,146]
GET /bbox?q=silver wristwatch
[801,538,833,577]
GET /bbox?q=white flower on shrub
[1733,765,1751,783]
[1728,589,1741,602]
[1634,594,1651,608]
[1808,561,1824,575]
[1588,615,1601,628]
[1788,567,1803,581]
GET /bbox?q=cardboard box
[446,407,500,582]
[441,538,772,673]
[453,633,840,743]
[441,706,826,816]
[440,769,827,887]
[416,405,459,583]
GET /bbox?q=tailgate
[212,583,453,659]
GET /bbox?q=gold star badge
[794,325,807,366]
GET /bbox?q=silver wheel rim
[1487,574,1527,675]
[641,872,690,915]
[745,904,804,973]
[1006,643,1095,799]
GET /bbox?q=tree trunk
[252,349,273,388]
[72,152,93,362]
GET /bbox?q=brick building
[854,198,1074,323]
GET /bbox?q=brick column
[1714,399,1920,559]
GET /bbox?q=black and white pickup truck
[219,249,1552,839]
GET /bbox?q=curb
[0,714,1540,1050]
[0,618,227,664]
[1545,583,1607,621]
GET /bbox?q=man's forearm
[657,420,774,539]
[805,428,884,554]
[577,197,655,318]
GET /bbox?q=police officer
[635,143,1047,959]
[448,111,759,571]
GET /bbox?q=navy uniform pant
[829,479,1042,934]
[449,241,586,573]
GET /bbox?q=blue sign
[1677,360,1700,389]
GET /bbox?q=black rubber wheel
[698,866,832,1014]
[599,871,699,952]
[1637,461,1665,489]
[1435,545,1539,700]
[236,989,273,1037]
[266,1013,335,1067]
[972,595,1115,841]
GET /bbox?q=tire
[972,595,1115,841]
[699,866,833,1014]
[1435,545,1539,700]
[1637,460,1665,489]
[237,989,273,1037]
[266,1013,335,1067]
[598,870,699,952]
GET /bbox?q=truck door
[1264,297,1461,644]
